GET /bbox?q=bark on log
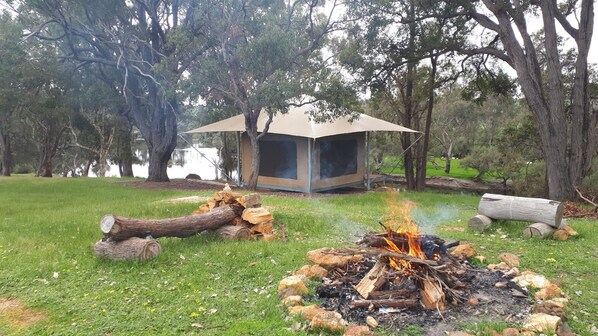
[522,222,556,238]
[217,225,251,240]
[100,206,239,241]
[478,193,563,228]
[93,238,161,261]
[468,214,493,230]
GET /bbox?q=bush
[579,157,598,196]
[511,161,546,197]
[13,164,35,174]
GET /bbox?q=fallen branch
[575,187,598,212]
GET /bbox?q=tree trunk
[444,142,452,174]
[246,121,260,190]
[37,150,54,178]
[0,131,12,176]
[82,158,93,177]
[415,56,437,190]
[100,205,239,241]
[477,193,564,228]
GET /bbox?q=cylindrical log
[216,225,251,240]
[101,206,239,241]
[93,238,161,261]
[478,193,563,228]
[522,223,556,238]
[468,214,493,230]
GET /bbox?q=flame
[381,191,425,271]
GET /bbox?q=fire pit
[295,193,532,334]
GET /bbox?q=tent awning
[184,105,418,138]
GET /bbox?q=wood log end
[100,215,116,234]
[93,237,161,261]
[467,214,493,230]
[522,223,555,239]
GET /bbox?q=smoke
[410,205,461,235]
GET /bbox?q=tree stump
[468,214,493,230]
[93,238,162,261]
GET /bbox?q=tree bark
[415,56,437,190]
[443,143,452,174]
[101,205,240,241]
[0,131,12,176]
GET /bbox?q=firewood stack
[93,185,278,261]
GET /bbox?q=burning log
[357,233,445,259]
[100,206,239,241]
[354,259,388,299]
[350,298,419,309]
[419,279,446,310]
[477,193,564,228]
[93,237,162,261]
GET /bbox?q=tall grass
[0,176,595,335]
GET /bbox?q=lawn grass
[378,157,480,180]
[0,176,596,335]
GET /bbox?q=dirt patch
[0,297,47,329]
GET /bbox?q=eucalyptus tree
[185,0,358,189]
[339,0,469,190]
[24,0,212,181]
[451,0,596,200]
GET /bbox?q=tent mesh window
[319,139,358,179]
[259,140,298,179]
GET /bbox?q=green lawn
[0,176,596,335]
[378,157,480,180]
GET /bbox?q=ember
[309,192,530,333]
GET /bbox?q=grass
[0,176,596,335]
[378,157,480,180]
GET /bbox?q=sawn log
[100,205,239,241]
[477,193,564,228]
[93,237,162,261]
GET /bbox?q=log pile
[93,185,279,261]
[468,193,578,240]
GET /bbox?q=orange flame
[381,191,425,271]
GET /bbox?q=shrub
[511,161,546,197]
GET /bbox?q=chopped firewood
[354,259,388,299]
[100,206,239,241]
[230,216,252,228]
[207,199,218,210]
[217,225,251,240]
[250,220,273,234]
[562,225,578,236]
[237,193,261,208]
[378,251,438,266]
[350,298,419,309]
[93,237,162,261]
[192,203,210,214]
[242,207,273,225]
[420,279,445,310]
[358,233,445,259]
[222,191,242,204]
[261,232,278,241]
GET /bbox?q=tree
[25,0,211,181]
[455,0,596,200]
[186,0,357,189]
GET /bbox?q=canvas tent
[185,105,417,192]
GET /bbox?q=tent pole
[365,131,370,190]
[307,138,313,193]
[236,131,241,187]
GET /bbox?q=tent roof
[184,105,417,139]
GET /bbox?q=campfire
[307,192,529,331]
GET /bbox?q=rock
[489,262,512,271]
[295,265,328,279]
[185,173,201,180]
[522,313,561,333]
[557,322,576,336]
[344,325,374,336]
[502,328,520,336]
[532,300,565,317]
[450,244,477,259]
[311,311,346,332]
[503,267,520,277]
[307,248,364,269]
[495,282,508,288]
[278,275,308,297]
[475,255,487,263]
[513,272,551,289]
[466,296,479,306]
[288,305,327,321]
[366,316,378,328]
[552,229,570,241]
[562,225,578,236]
[535,284,563,300]
[499,253,520,267]
[281,295,303,307]
[447,332,474,336]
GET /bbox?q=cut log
[354,259,388,299]
[350,298,418,309]
[93,237,161,261]
[237,193,261,208]
[242,207,273,224]
[478,193,563,228]
[522,222,556,238]
[250,220,273,234]
[222,191,242,204]
[192,203,211,214]
[357,233,445,259]
[100,205,239,241]
[230,216,252,228]
[468,214,493,230]
[217,225,251,240]
[420,279,445,310]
